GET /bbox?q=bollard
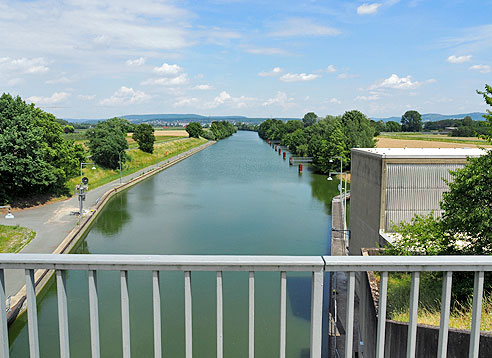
[279,148,281,155]
[283,152,286,159]
[299,164,303,173]
[289,157,293,165]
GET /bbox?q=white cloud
[28,92,70,105]
[280,73,320,82]
[469,64,491,73]
[244,47,289,55]
[263,91,293,107]
[174,97,198,107]
[326,65,337,73]
[193,84,213,90]
[258,67,283,77]
[153,63,183,75]
[207,91,256,109]
[269,18,340,37]
[357,3,382,15]
[46,76,71,84]
[142,74,189,86]
[212,91,232,106]
[329,97,341,104]
[446,55,472,63]
[369,74,422,90]
[126,57,146,66]
[0,57,49,74]
[337,73,357,79]
[77,94,96,100]
[355,94,380,101]
[99,86,150,106]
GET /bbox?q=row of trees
[0,94,85,204]
[87,119,156,169]
[258,111,376,173]
[186,121,237,140]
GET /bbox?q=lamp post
[328,156,348,249]
[119,152,122,184]
[79,162,96,220]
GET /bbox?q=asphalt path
[0,143,211,298]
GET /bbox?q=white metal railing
[0,254,491,358]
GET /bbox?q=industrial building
[349,147,486,256]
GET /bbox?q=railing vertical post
[310,271,323,358]
[216,271,223,358]
[0,269,9,358]
[406,272,420,358]
[437,271,452,358]
[375,271,388,358]
[469,271,484,358]
[56,270,70,358]
[345,272,355,358]
[121,270,131,358]
[184,271,192,358]
[152,271,162,358]
[25,269,40,358]
[249,271,255,358]
[88,270,100,358]
[279,271,287,358]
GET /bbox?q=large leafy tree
[302,112,318,127]
[341,110,376,149]
[401,110,423,132]
[477,84,492,141]
[186,122,203,138]
[133,124,155,153]
[0,93,85,204]
[87,118,128,169]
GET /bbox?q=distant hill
[63,114,299,125]
[371,112,486,123]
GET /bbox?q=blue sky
[1,0,491,119]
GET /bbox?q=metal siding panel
[385,164,464,231]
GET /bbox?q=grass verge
[0,225,36,253]
[68,137,208,191]
[380,272,492,331]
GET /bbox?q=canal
[9,131,340,357]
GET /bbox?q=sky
[1,0,491,119]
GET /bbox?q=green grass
[127,135,186,148]
[378,272,492,331]
[0,225,36,253]
[68,137,207,191]
[379,133,488,145]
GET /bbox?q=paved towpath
[0,141,213,298]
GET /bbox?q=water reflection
[309,171,340,215]
[92,191,131,237]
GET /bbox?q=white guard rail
[0,254,491,358]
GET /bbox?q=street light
[79,162,96,220]
[328,156,348,249]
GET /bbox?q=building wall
[349,152,383,256]
[384,163,464,231]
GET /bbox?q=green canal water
[9,131,340,357]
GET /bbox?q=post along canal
[9,131,341,357]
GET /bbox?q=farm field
[376,135,492,148]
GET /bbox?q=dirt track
[376,137,492,148]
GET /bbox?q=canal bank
[3,141,216,324]
[8,131,339,357]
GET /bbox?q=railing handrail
[0,254,325,272]
[1,253,491,271]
